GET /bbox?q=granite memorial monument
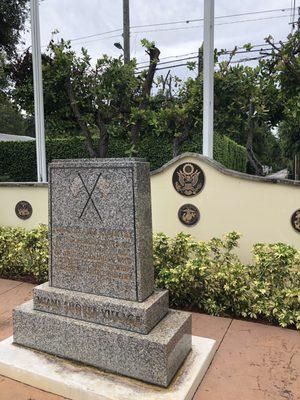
[13,158,192,387]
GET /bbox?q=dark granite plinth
[33,283,168,334]
[13,301,191,387]
[49,159,153,302]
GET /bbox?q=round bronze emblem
[172,162,205,196]
[178,204,200,226]
[291,209,300,232]
[15,201,33,220]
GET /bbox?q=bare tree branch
[131,46,160,146]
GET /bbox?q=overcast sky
[21,0,299,78]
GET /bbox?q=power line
[136,41,283,66]
[135,43,283,68]
[53,7,293,47]
[137,54,269,72]
[130,7,293,28]
[136,50,273,70]
[69,13,290,50]
[131,14,291,35]
[67,28,122,43]
[58,34,122,48]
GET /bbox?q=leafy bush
[0,134,247,182]
[1,225,298,329]
[0,225,48,282]
[154,232,300,329]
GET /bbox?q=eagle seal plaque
[172,162,205,196]
[15,201,33,220]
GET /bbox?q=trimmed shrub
[0,225,299,329]
[0,134,247,182]
[154,232,300,330]
[0,225,48,282]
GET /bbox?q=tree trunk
[96,111,109,158]
[246,101,264,175]
[173,130,190,158]
[66,77,98,158]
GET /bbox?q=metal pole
[123,0,130,64]
[203,0,214,158]
[31,0,47,182]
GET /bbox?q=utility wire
[135,49,274,70]
[69,14,290,49]
[136,49,270,67]
[136,42,283,66]
[130,7,293,28]
[132,14,291,35]
[136,54,269,73]
[68,28,122,43]
[58,7,293,45]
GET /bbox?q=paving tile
[0,311,13,341]
[0,282,35,316]
[0,279,22,295]
[194,319,300,400]
[191,312,232,346]
[0,375,67,400]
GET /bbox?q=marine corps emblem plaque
[172,162,205,196]
[291,209,300,232]
[178,204,200,226]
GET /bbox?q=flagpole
[203,0,214,158]
[31,0,47,182]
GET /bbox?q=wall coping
[0,182,48,187]
[151,152,300,187]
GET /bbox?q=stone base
[13,301,191,387]
[33,282,169,334]
[0,335,216,400]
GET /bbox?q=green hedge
[1,225,299,330]
[0,134,247,182]
[154,232,300,330]
[0,225,48,282]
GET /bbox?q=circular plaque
[15,201,33,220]
[178,204,200,226]
[291,209,300,232]
[172,162,205,196]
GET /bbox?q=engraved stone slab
[49,159,153,302]
[13,301,192,387]
[33,283,169,334]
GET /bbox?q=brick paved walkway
[0,278,299,400]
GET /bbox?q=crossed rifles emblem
[77,172,102,221]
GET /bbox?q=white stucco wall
[151,154,300,263]
[0,183,48,229]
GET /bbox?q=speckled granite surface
[13,301,191,387]
[49,158,153,302]
[33,283,169,334]
[13,158,192,387]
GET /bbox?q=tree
[0,50,29,135]
[0,0,29,57]
[11,39,160,157]
[262,31,300,162]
